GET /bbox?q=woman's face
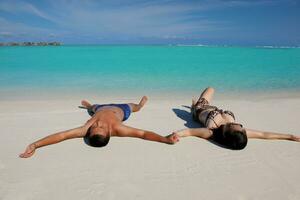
[228,123,244,133]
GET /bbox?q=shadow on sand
[172,105,204,128]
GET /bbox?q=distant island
[0,42,62,46]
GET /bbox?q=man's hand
[166,132,180,144]
[19,143,36,158]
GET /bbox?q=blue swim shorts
[89,103,131,121]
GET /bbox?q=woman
[173,87,300,150]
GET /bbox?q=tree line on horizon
[0,42,62,46]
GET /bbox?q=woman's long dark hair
[212,124,247,150]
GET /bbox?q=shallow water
[0,45,299,99]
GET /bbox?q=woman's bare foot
[81,100,92,109]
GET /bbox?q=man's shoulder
[110,122,123,136]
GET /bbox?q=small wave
[176,44,210,47]
[256,45,300,49]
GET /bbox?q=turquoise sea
[0,46,300,99]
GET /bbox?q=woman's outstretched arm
[174,128,213,139]
[246,129,300,142]
[19,126,88,158]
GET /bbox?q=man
[20,96,179,158]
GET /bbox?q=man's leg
[81,100,93,109]
[80,100,98,116]
[128,96,148,112]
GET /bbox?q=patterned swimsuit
[191,98,235,128]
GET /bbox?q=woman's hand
[19,143,36,158]
[166,133,180,144]
[291,135,300,142]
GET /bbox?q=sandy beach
[1,0,300,199]
[1,93,300,200]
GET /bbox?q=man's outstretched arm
[19,126,88,158]
[115,125,179,144]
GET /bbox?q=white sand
[1,94,300,200]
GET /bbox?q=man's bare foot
[139,96,148,108]
[81,100,92,109]
[128,96,148,112]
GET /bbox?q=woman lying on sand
[20,96,178,158]
[173,87,300,150]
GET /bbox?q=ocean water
[0,45,300,99]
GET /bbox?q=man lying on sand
[20,96,179,158]
[173,87,300,149]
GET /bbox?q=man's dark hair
[84,128,110,147]
[212,124,248,150]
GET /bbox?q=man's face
[90,122,108,137]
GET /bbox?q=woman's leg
[195,87,215,104]
[128,96,148,112]
[191,87,215,121]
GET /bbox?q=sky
[0,0,299,45]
